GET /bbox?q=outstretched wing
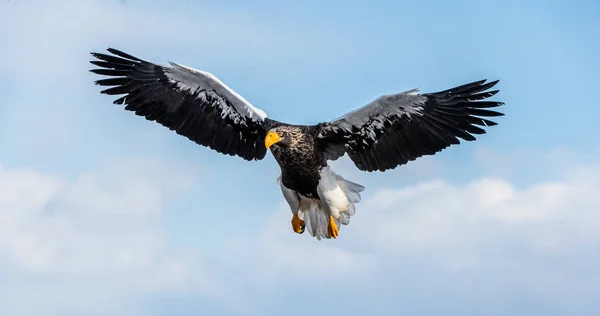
[317,79,504,171]
[90,48,280,161]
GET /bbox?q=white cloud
[217,158,600,314]
[0,160,221,315]
[350,163,600,255]
[2,155,600,315]
[227,204,376,286]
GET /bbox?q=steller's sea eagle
[90,48,504,240]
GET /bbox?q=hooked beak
[265,131,281,149]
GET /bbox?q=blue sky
[1,0,599,315]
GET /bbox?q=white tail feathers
[301,172,365,240]
[277,168,365,240]
[335,174,365,205]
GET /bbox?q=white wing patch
[331,88,427,130]
[166,62,268,121]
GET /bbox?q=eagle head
[265,128,294,149]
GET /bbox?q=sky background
[1,0,599,315]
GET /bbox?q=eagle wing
[316,79,504,172]
[90,48,280,161]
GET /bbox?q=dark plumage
[316,79,504,171]
[268,125,326,199]
[90,48,504,240]
[90,48,281,161]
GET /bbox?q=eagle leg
[327,216,339,239]
[291,213,305,234]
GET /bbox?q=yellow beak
[265,131,281,149]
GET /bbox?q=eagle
[90,48,504,240]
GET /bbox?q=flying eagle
[90,48,504,240]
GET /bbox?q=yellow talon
[291,213,305,234]
[327,216,339,239]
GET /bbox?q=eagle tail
[335,175,365,205]
[302,173,365,240]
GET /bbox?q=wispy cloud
[0,159,223,315]
[1,150,599,315]
[215,157,600,314]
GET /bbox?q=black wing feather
[90,48,282,161]
[317,79,504,172]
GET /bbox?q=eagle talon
[291,213,305,234]
[327,216,339,239]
